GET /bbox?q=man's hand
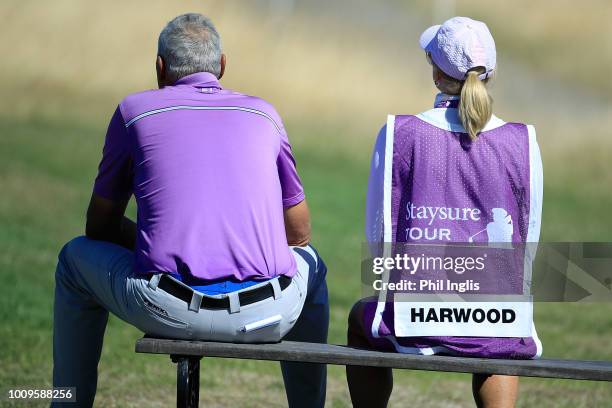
[86,193,136,250]
[284,200,311,247]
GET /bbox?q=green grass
[1,116,612,407]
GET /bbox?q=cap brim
[419,25,441,50]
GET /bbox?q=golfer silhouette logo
[468,208,513,243]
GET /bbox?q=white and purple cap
[419,16,496,81]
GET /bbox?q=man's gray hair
[158,13,222,83]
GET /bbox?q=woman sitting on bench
[346,17,543,408]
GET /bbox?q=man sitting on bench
[52,13,328,408]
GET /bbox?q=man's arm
[284,199,311,247]
[86,193,136,250]
[87,105,135,249]
[275,112,310,246]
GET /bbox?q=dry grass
[0,0,612,160]
[4,0,610,156]
[411,0,612,94]
[0,0,426,145]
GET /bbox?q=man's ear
[218,54,226,80]
[156,55,166,88]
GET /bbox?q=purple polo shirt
[93,72,304,282]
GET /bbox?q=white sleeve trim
[371,114,396,339]
[527,125,543,246]
[383,115,395,243]
[525,125,544,357]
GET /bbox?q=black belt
[156,274,292,310]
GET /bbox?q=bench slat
[135,338,612,382]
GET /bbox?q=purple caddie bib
[365,94,544,358]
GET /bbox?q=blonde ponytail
[459,70,492,140]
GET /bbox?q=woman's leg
[346,300,393,408]
[472,374,519,408]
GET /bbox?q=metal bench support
[171,354,202,408]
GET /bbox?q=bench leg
[171,355,202,408]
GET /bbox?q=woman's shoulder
[383,114,424,134]
[373,115,423,149]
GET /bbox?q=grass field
[1,0,612,407]
[1,115,612,407]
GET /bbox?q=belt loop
[189,291,203,313]
[270,278,282,300]
[228,292,240,314]
[148,273,162,290]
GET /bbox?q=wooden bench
[135,337,612,408]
